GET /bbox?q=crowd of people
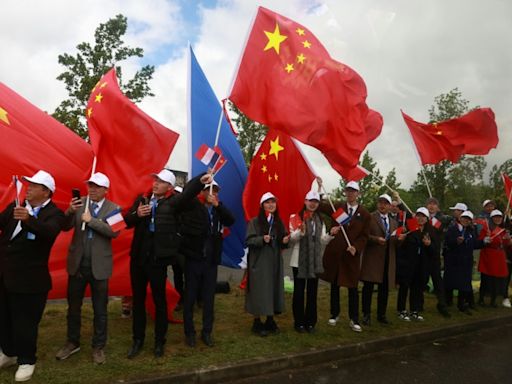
[0,170,510,382]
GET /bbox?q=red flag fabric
[402,108,498,165]
[229,6,381,176]
[502,173,512,206]
[406,217,419,232]
[86,68,180,209]
[243,128,315,227]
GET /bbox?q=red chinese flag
[406,217,419,232]
[243,128,315,228]
[402,108,498,165]
[229,6,381,176]
[502,173,512,206]
[86,68,179,209]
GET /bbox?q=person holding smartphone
[55,172,121,365]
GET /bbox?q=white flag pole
[81,156,97,231]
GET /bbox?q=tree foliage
[53,14,155,138]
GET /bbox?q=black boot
[251,318,268,337]
[127,339,143,359]
[264,316,280,334]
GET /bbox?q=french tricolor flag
[105,209,126,232]
[332,207,351,225]
[195,144,220,168]
[430,217,442,229]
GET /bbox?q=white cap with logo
[490,209,503,218]
[482,199,493,208]
[416,207,430,217]
[152,169,176,186]
[86,172,110,188]
[23,170,56,193]
[305,191,320,201]
[260,192,277,205]
[460,210,474,220]
[378,194,392,204]
[449,203,468,211]
[345,181,360,191]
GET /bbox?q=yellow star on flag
[86,107,93,118]
[264,23,288,54]
[95,93,104,103]
[285,63,294,73]
[269,136,284,160]
[274,173,279,181]
[296,53,306,64]
[260,152,267,161]
[0,106,10,125]
[99,81,108,89]
[261,165,268,173]
[302,40,312,48]
[268,175,273,183]
[296,28,305,36]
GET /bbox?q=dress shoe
[264,318,280,334]
[201,333,214,347]
[294,325,306,333]
[92,348,106,365]
[251,319,268,337]
[362,314,371,326]
[306,326,316,334]
[185,334,196,347]
[154,343,165,357]
[127,339,143,359]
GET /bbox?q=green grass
[0,283,507,384]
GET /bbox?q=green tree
[410,88,485,209]
[488,159,512,209]
[227,101,268,167]
[53,14,154,138]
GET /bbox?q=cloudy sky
[1,0,511,192]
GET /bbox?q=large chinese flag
[86,68,180,209]
[402,108,498,165]
[229,6,381,176]
[243,128,315,227]
[85,68,180,298]
[0,82,94,299]
[502,173,512,206]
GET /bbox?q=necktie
[88,203,99,239]
[382,216,389,239]
[149,198,157,232]
[348,207,354,217]
[26,206,41,240]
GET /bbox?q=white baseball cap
[449,203,468,211]
[378,194,392,204]
[305,191,320,201]
[345,181,360,191]
[260,192,277,205]
[174,186,183,193]
[482,199,494,208]
[152,169,176,186]
[86,172,110,188]
[203,180,220,190]
[490,209,503,218]
[23,170,55,192]
[416,207,429,217]
[460,210,474,220]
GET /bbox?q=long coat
[62,198,120,280]
[443,223,483,292]
[0,201,64,293]
[396,226,436,285]
[321,203,370,288]
[360,212,398,285]
[245,217,286,316]
[478,226,510,277]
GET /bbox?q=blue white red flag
[332,207,351,225]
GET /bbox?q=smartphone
[72,188,81,200]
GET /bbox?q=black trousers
[479,273,505,304]
[130,262,168,344]
[426,255,446,308]
[362,250,390,318]
[183,259,217,336]
[330,283,359,322]
[0,280,48,365]
[66,267,109,348]
[292,267,319,328]
[172,262,184,304]
[397,281,423,313]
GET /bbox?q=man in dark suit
[124,169,212,358]
[180,181,234,347]
[321,181,370,332]
[55,172,121,365]
[0,170,64,382]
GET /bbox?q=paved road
[227,322,512,384]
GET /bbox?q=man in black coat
[124,169,212,358]
[0,170,64,382]
[180,180,234,347]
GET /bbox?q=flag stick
[367,171,414,215]
[321,185,352,248]
[13,175,20,207]
[81,156,97,231]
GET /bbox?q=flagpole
[367,170,414,215]
[13,175,20,207]
[503,173,512,218]
[402,110,433,197]
[82,156,97,231]
[320,185,352,248]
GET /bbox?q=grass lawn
[0,282,507,384]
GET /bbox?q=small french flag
[195,144,220,168]
[430,217,442,229]
[332,207,351,225]
[105,210,126,232]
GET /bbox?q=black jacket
[124,175,205,266]
[0,201,64,293]
[179,197,235,265]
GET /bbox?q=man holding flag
[55,173,122,365]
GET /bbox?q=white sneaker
[349,320,362,332]
[502,298,511,308]
[327,316,339,326]
[410,312,424,321]
[0,352,17,369]
[15,364,35,382]
[398,311,411,322]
